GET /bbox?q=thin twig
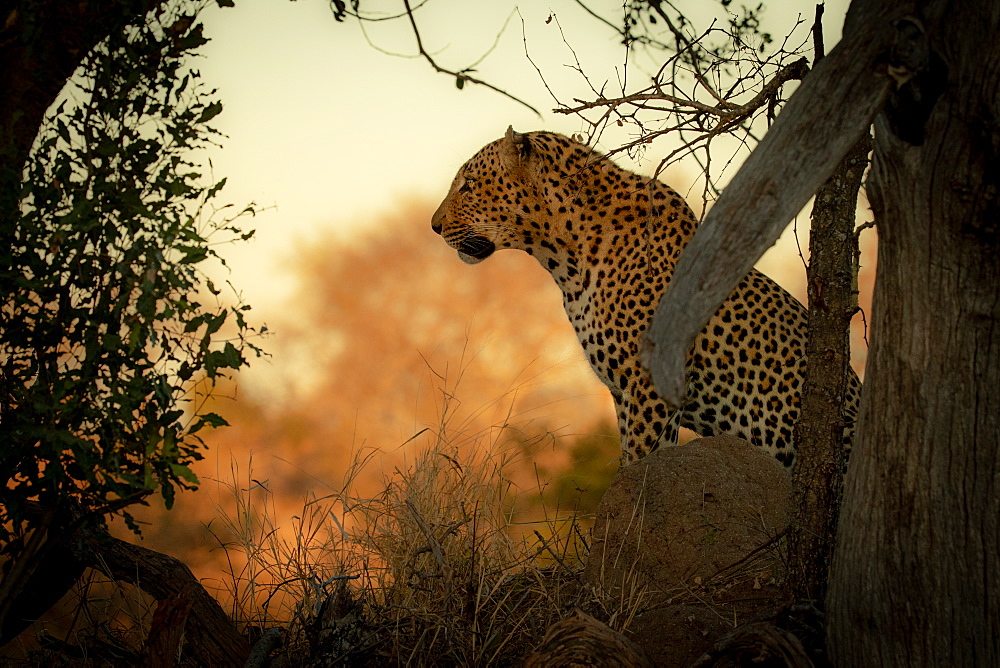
[533,530,582,581]
[401,0,541,116]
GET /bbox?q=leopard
[431,127,861,467]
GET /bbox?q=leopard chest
[557,252,667,395]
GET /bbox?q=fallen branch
[689,621,812,668]
[90,534,251,666]
[0,505,250,666]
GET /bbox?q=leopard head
[432,127,587,265]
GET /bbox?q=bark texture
[95,537,251,666]
[827,2,1000,663]
[0,504,249,663]
[689,621,812,668]
[787,132,870,604]
[0,0,169,214]
[524,610,655,668]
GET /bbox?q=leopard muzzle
[456,236,495,265]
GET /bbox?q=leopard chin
[456,237,495,264]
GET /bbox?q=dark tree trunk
[787,131,869,605]
[827,2,1000,664]
[644,0,997,662]
[0,0,168,214]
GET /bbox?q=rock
[581,435,792,664]
[584,435,791,598]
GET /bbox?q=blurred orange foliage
[118,201,618,597]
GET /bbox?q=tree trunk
[0,0,169,214]
[827,2,1000,664]
[787,132,869,605]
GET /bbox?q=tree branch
[401,0,541,117]
[644,10,901,408]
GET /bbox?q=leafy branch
[0,0,264,541]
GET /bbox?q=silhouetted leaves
[0,1,263,546]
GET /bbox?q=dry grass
[208,365,632,665]
[2,364,635,666]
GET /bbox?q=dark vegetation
[1,0,262,652]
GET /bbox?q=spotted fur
[432,128,860,467]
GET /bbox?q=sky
[195,1,848,294]
[196,0,628,309]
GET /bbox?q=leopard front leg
[612,378,681,465]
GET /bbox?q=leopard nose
[431,207,445,235]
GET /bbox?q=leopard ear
[500,126,532,169]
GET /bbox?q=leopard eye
[459,176,477,193]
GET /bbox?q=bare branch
[344,0,433,22]
[557,90,722,117]
[401,0,541,117]
[520,13,562,108]
[721,57,809,125]
[556,53,809,201]
[553,1,814,210]
[645,20,895,408]
[812,3,826,61]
